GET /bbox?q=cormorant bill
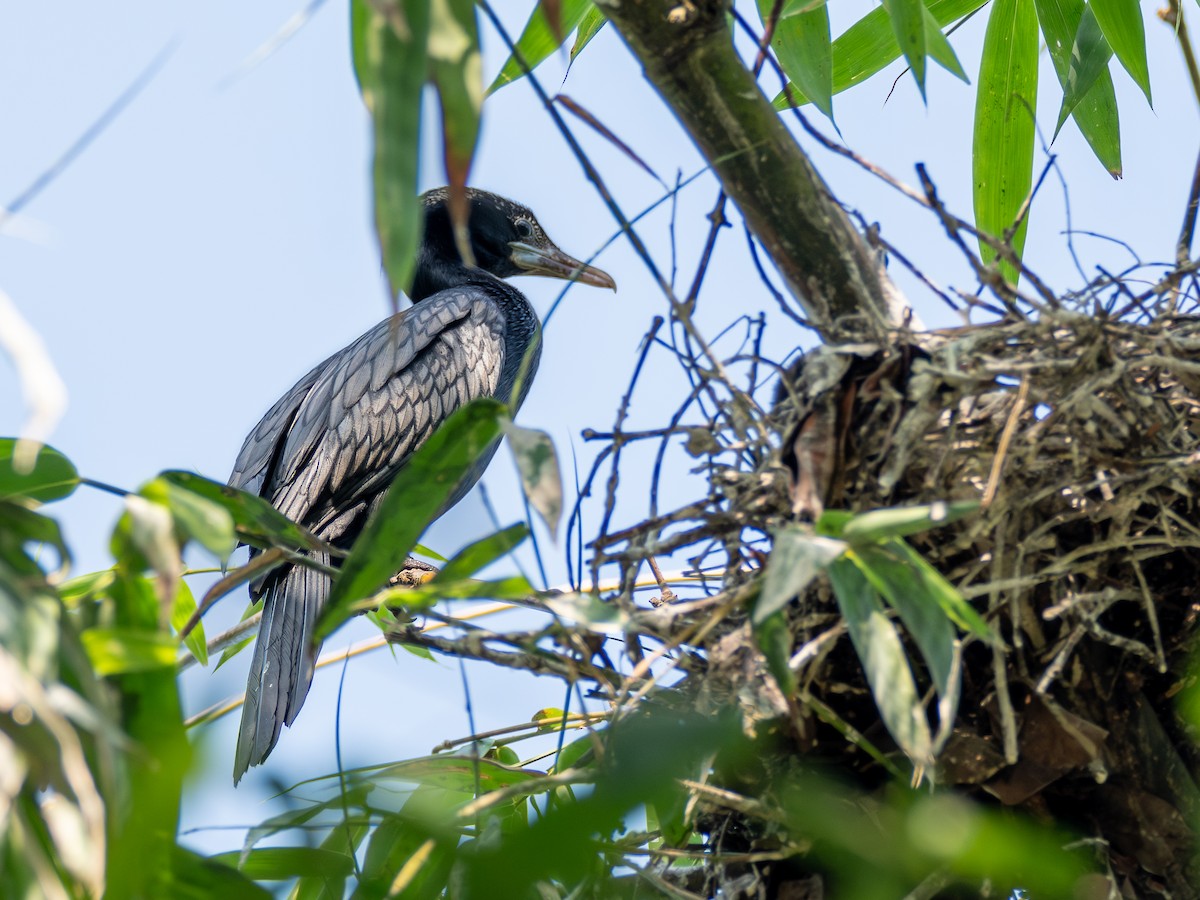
[228,187,615,783]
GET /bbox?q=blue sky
[1,0,1195,857]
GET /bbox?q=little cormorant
[228,187,614,783]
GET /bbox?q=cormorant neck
[410,245,477,301]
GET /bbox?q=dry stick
[1166,2,1200,273]
[982,376,1030,507]
[595,317,665,588]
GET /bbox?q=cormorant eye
[514,219,533,239]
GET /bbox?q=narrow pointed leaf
[0,439,79,503]
[170,580,208,666]
[883,0,928,96]
[852,544,957,697]
[761,0,834,120]
[352,0,430,300]
[773,0,986,108]
[884,538,996,640]
[503,421,563,536]
[488,0,595,94]
[973,0,1038,283]
[434,523,528,583]
[828,558,932,764]
[757,527,846,624]
[1088,0,1151,105]
[318,399,506,640]
[923,5,968,80]
[429,0,482,262]
[570,6,606,66]
[81,628,178,675]
[1038,0,1122,176]
[840,500,978,542]
[159,471,336,555]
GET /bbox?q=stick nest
[590,306,1200,894]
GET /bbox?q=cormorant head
[413,187,616,300]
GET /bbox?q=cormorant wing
[247,287,508,540]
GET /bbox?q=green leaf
[429,0,482,253]
[757,527,846,624]
[116,494,182,603]
[883,539,996,640]
[828,558,932,765]
[973,0,1039,284]
[169,846,270,900]
[773,0,987,109]
[503,421,563,536]
[923,5,968,80]
[550,729,601,773]
[0,439,79,503]
[1088,0,1151,105]
[213,848,355,881]
[762,0,834,120]
[352,0,430,300]
[385,574,536,611]
[142,476,237,562]
[543,591,630,634]
[840,500,978,543]
[435,523,528,583]
[215,599,261,671]
[58,568,115,606]
[170,580,208,667]
[851,544,957,697]
[318,398,506,640]
[488,0,595,94]
[369,754,541,794]
[81,627,177,675]
[883,0,928,96]
[159,471,334,555]
[755,609,798,696]
[570,6,606,66]
[1036,0,1122,176]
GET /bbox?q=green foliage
[504,0,1153,287]
[754,502,995,769]
[0,438,80,503]
[318,397,507,640]
[974,0,1040,284]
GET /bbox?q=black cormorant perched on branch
[228,187,615,782]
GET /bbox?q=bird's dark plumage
[229,188,614,782]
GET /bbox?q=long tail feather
[233,553,330,783]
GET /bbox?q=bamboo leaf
[317,399,506,640]
[773,0,987,108]
[170,580,208,667]
[429,0,482,261]
[840,500,978,543]
[762,0,835,120]
[352,0,430,300]
[503,421,563,536]
[973,0,1039,283]
[883,0,929,97]
[757,527,846,624]
[923,5,968,80]
[1088,0,1151,105]
[570,6,606,66]
[1038,0,1123,176]
[828,558,932,764]
[488,0,596,94]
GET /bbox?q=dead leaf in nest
[936,730,1007,785]
[1094,785,1193,879]
[983,691,1108,805]
[781,401,837,520]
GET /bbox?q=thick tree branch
[596,0,903,338]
